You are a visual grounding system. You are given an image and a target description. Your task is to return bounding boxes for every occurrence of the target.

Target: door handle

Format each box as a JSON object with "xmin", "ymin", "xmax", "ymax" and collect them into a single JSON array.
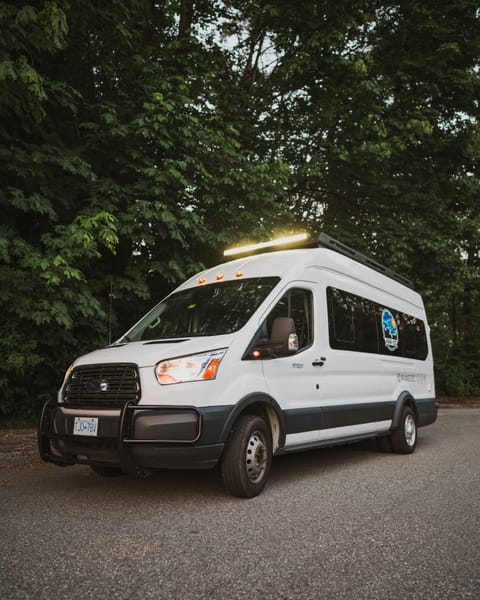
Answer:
[{"xmin": 312, "ymin": 357, "xmax": 326, "ymax": 367}]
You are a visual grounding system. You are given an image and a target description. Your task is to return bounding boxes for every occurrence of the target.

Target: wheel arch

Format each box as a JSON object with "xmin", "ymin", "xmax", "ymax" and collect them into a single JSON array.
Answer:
[
  {"xmin": 391, "ymin": 391, "xmax": 418, "ymax": 431},
  {"xmin": 220, "ymin": 393, "xmax": 286, "ymax": 454}
]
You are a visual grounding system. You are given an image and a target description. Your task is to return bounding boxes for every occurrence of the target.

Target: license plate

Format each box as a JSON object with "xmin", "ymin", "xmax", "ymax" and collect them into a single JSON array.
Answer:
[{"xmin": 73, "ymin": 417, "xmax": 98, "ymax": 436}]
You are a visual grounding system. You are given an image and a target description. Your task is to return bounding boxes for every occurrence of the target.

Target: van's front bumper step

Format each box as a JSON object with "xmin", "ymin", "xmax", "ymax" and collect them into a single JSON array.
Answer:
[{"xmin": 38, "ymin": 399, "xmax": 227, "ymax": 472}]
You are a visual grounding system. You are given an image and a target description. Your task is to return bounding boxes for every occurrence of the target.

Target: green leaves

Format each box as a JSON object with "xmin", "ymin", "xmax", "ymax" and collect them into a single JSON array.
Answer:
[
  {"xmin": 1, "ymin": 0, "xmax": 479, "ymax": 420},
  {"xmin": 0, "ymin": 1, "xmax": 68, "ymax": 125}
]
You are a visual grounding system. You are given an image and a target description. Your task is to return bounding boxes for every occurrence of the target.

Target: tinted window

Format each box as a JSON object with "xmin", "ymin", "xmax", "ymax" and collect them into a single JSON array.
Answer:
[
  {"xmin": 264, "ymin": 288, "xmax": 313, "ymax": 351},
  {"xmin": 329, "ymin": 288, "xmax": 355, "ymax": 346},
  {"xmin": 245, "ymin": 288, "xmax": 314, "ymax": 358},
  {"xmin": 355, "ymin": 296, "xmax": 379, "ymax": 353},
  {"xmin": 327, "ymin": 287, "xmax": 428, "ymax": 360},
  {"xmin": 396, "ymin": 312, "xmax": 428, "ymax": 359}
]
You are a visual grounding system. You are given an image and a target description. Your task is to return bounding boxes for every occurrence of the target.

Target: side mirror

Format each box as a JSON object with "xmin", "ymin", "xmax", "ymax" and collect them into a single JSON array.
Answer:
[
  {"xmin": 288, "ymin": 332, "xmax": 299, "ymax": 353},
  {"xmin": 243, "ymin": 317, "xmax": 298, "ymax": 360}
]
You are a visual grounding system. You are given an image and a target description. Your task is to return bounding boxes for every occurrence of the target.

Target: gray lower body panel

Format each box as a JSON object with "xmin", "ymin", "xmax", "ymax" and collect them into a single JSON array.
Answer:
[{"xmin": 416, "ymin": 397, "xmax": 438, "ymax": 427}]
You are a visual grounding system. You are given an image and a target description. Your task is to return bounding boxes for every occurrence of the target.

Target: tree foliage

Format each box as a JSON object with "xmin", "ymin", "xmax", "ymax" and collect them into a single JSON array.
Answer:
[
  {"xmin": 219, "ymin": 0, "xmax": 480, "ymax": 394},
  {"xmin": 0, "ymin": 0, "xmax": 479, "ymax": 420}
]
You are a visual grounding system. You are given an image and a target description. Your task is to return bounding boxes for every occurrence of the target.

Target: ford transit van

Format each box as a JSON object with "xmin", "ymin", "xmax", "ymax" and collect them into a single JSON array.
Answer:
[{"xmin": 39, "ymin": 233, "xmax": 437, "ymax": 497}]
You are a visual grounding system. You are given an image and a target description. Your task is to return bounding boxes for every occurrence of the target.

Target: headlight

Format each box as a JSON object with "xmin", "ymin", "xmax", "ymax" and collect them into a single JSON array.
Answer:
[{"xmin": 155, "ymin": 348, "xmax": 227, "ymax": 385}]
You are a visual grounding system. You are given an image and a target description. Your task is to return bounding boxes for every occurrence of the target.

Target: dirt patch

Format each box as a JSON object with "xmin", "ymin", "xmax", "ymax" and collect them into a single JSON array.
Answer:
[{"xmin": 0, "ymin": 432, "xmax": 40, "ymax": 470}]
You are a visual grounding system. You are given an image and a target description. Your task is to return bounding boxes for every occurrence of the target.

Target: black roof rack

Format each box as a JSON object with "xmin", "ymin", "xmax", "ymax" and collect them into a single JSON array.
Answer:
[
  {"xmin": 222, "ymin": 231, "xmax": 414, "ymax": 289},
  {"xmin": 312, "ymin": 233, "xmax": 414, "ymax": 289}
]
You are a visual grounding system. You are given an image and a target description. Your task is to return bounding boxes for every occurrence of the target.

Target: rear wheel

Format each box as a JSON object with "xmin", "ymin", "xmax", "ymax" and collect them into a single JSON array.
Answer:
[
  {"xmin": 90, "ymin": 465, "xmax": 124, "ymax": 477},
  {"xmin": 391, "ymin": 406, "xmax": 417, "ymax": 454},
  {"xmin": 221, "ymin": 414, "xmax": 272, "ymax": 498}
]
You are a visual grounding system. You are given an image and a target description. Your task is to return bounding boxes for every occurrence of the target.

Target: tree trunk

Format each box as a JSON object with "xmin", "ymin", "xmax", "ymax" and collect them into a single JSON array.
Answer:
[{"xmin": 179, "ymin": 0, "xmax": 193, "ymax": 38}]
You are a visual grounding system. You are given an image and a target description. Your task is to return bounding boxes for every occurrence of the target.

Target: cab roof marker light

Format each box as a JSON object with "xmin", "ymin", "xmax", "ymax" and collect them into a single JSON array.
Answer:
[{"xmin": 224, "ymin": 233, "xmax": 309, "ymax": 257}]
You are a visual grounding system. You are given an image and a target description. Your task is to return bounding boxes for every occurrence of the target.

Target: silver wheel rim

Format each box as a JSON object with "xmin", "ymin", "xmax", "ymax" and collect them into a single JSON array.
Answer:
[
  {"xmin": 404, "ymin": 414, "xmax": 416, "ymax": 446},
  {"xmin": 245, "ymin": 430, "xmax": 268, "ymax": 482}
]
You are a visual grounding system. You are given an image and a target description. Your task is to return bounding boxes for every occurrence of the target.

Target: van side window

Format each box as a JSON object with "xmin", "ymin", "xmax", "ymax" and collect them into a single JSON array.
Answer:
[
  {"xmin": 266, "ymin": 288, "xmax": 313, "ymax": 351},
  {"xmin": 328, "ymin": 288, "xmax": 355, "ymax": 345},
  {"xmin": 244, "ymin": 288, "xmax": 314, "ymax": 359},
  {"xmin": 327, "ymin": 287, "xmax": 428, "ymax": 360}
]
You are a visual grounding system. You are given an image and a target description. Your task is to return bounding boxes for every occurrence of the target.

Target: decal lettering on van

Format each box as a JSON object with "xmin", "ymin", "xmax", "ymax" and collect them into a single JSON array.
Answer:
[
  {"xmin": 382, "ymin": 309, "xmax": 399, "ymax": 351},
  {"xmin": 397, "ymin": 373, "xmax": 416, "ymax": 383},
  {"xmin": 397, "ymin": 373, "xmax": 427, "ymax": 385}
]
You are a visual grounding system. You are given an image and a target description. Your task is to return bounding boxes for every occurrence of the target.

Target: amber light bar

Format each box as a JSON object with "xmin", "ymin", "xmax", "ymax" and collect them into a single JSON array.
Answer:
[{"xmin": 224, "ymin": 233, "xmax": 309, "ymax": 257}]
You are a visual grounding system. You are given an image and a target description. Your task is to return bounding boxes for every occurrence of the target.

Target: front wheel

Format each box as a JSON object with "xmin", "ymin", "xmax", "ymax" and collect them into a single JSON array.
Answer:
[
  {"xmin": 221, "ymin": 414, "xmax": 272, "ymax": 498},
  {"xmin": 391, "ymin": 407, "xmax": 417, "ymax": 454}
]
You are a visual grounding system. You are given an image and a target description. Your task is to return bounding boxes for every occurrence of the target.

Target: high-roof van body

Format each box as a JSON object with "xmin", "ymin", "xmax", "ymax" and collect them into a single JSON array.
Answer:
[{"xmin": 39, "ymin": 238, "xmax": 437, "ymax": 496}]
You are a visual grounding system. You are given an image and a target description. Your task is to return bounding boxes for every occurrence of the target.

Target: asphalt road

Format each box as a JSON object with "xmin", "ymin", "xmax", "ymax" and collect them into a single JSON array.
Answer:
[{"xmin": 1, "ymin": 409, "xmax": 479, "ymax": 600}]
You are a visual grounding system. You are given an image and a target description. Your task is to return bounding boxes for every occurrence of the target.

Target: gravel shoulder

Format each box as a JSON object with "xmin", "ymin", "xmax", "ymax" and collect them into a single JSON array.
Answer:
[{"xmin": 0, "ymin": 431, "xmax": 39, "ymax": 470}]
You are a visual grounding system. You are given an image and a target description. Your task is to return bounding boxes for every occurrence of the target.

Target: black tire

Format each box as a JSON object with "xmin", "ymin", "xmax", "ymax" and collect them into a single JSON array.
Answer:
[
  {"xmin": 90, "ymin": 465, "xmax": 124, "ymax": 477},
  {"xmin": 221, "ymin": 414, "xmax": 272, "ymax": 498},
  {"xmin": 391, "ymin": 406, "xmax": 417, "ymax": 454}
]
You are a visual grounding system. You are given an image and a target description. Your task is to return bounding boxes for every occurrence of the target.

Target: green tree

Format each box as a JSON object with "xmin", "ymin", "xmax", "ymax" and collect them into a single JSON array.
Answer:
[
  {"xmin": 0, "ymin": 1, "xmax": 120, "ymax": 417},
  {"xmin": 1, "ymin": 0, "xmax": 479, "ymax": 423},
  {"xmin": 225, "ymin": 0, "xmax": 480, "ymax": 393},
  {"xmin": 0, "ymin": 0, "xmax": 291, "ymax": 420}
]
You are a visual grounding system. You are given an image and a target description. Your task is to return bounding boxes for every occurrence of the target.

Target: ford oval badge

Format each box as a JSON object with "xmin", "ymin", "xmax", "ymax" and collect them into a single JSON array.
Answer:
[{"xmin": 85, "ymin": 379, "xmax": 109, "ymax": 392}]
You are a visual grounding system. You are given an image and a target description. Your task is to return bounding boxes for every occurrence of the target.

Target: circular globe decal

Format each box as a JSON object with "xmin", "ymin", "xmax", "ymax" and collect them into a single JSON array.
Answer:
[{"xmin": 382, "ymin": 309, "xmax": 399, "ymax": 351}]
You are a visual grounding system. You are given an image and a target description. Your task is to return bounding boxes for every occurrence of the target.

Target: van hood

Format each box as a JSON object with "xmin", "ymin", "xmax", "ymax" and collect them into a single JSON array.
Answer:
[{"xmin": 74, "ymin": 335, "xmax": 234, "ymax": 368}]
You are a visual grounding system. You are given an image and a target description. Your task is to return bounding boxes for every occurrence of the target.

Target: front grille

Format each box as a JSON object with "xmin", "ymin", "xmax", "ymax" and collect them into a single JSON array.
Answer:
[{"xmin": 63, "ymin": 363, "xmax": 140, "ymax": 407}]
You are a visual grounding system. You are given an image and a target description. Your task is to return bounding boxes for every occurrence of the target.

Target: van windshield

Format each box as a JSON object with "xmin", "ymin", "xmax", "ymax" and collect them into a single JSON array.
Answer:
[{"xmin": 118, "ymin": 277, "xmax": 280, "ymax": 342}]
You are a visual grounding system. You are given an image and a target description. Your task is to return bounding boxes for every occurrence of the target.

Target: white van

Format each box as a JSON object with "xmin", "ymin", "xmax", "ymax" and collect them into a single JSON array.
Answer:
[{"xmin": 39, "ymin": 233, "xmax": 437, "ymax": 497}]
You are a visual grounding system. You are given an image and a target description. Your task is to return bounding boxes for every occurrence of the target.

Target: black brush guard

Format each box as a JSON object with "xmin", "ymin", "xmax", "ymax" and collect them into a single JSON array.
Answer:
[{"xmin": 38, "ymin": 399, "xmax": 207, "ymax": 475}]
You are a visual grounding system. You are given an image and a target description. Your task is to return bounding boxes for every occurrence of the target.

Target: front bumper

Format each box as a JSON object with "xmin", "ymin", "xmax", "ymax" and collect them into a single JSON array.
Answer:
[{"xmin": 38, "ymin": 400, "xmax": 228, "ymax": 473}]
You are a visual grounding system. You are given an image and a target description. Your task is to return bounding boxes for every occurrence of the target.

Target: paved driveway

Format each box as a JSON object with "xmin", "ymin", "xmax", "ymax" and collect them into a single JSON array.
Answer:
[{"xmin": 1, "ymin": 409, "xmax": 479, "ymax": 599}]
